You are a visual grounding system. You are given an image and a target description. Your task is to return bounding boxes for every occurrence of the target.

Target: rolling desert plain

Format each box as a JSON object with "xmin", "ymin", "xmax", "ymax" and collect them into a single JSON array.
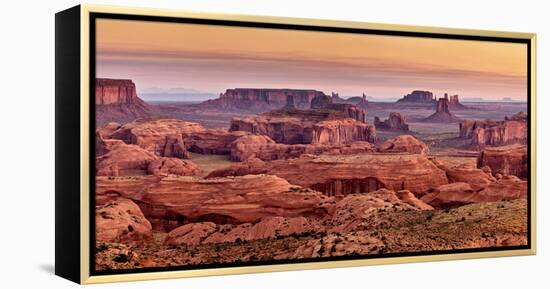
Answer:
[{"xmin": 94, "ymin": 79, "xmax": 529, "ymax": 270}]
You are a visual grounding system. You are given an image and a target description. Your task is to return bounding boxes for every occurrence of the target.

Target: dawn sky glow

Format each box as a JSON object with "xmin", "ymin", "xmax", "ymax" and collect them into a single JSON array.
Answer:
[{"xmin": 96, "ymin": 19, "xmax": 528, "ymax": 100}]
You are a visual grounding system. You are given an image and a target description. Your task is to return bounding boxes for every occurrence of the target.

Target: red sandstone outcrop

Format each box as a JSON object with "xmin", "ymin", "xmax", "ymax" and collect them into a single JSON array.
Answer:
[
  {"xmin": 396, "ymin": 190, "xmax": 434, "ymax": 210},
  {"xmin": 421, "ymin": 95, "xmax": 461, "ymax": 123},
  {"xmin": 475, "ymin": 175, "xmax": 528, "ymax": 201},
  {"xmin": 164, "ymin": 222, "xmax": 218, "ymax": 246},
  {"xmin": 420, "ymin": 182, "xmax": 476, "ymax": 208},
  {"xmin": 96, "ymin": 174, "xmax": 330, "ymax": 231},
  {"xmin": 105, "ymin": 118, "xmax": 254, "ymax": 156},
  {"xmin": 472, "ymin": 121, "xmax": 526, "ymax": 146},
  {"xmin": 230, "ymin": 114, "xmax": 375, "ymax": 145},
  {"xmin": 396, "ymin": 90, "xmax": 435, "ymax": 104},
  {"xmin": 205, "ymin": 217, "xmax": 324, "ymax": 244},
  {"xmin": 95, "ymin": 132, "xmax": 111, "ymax": 157},
  {"xmin": 163, "ymin": 134, "xmax": 189, "ymax": 159},
  {"xmin": 459, "ymin": 120, "xmax": 498, "ymax": 138},
  {"xmin": 459, "ymin": 113, "xmax": 527, "ymax": 146},
  {"xmin": 184, "ymin": 130, "xmax": 248, "ymax": 154},
  {"xmin": 312, "ymin": 119, "xmax": 376, "ymax": 144},
  {"xmin": 147, "ymin": 157, "xmax": 201, "ymax": 176},
  {"xmin": 292, "ymin": 234, "xmax": 384, "ymax": 258},
  {"xmin": 208, "ymin": 154, "xmax": 448, "ymax": 196},
  {"xmin": 448, "ymin": 94, "xmax": 468, "ymax": 110},
  {"xmin": 96, "ymin": 78, "xmax": 151, "ymax": 124},
  {"xmin": 506, "ymin": 111, "xmax": 528, "ymax": 121},
  {"xmin": 200, "ymin": 88, "xmax": 327, "ymax": 111},
  {"xmin": 421, "ymin": 176, "xmax": 527, "ymax": 208},
  {"xmin": 477, "ymin": 145, "xmax": 528, "ymax": 179},
  {"xmin": 96, "ymin": 138, "xmax": 157, "ymax": 176},
  {"xmin": 103, "ymin": 118, "xmax": 205, "ymax": 158},
  {"xmin": 96, "ymin": 122, "xmax": 122, "ymax": 138},
  {"xmin": 96, "ymin": 198, "xmax": 153, "ymax": 243},
  {"xmin": 199, "ymin": 88, "xmax": 368, "ymax": 122},
  {"xmin": 378, "ymin": 135, "xmax": 428, "ymax": 155},
  {"xmin": 430, "ymin": 160, "xmax": 496, "ymax": 191},
  {"xmin": 310, "ymin": 94, "xmax": 367, "ymax": 123},
  {"xmin": 164, "ymin": 216, "xmax": 324, "ymax": 246},
  {"xmin": 96, "ymin": 79, "xmax": 140, "ymax": 105},
  {"xmin": 310, "ymin": 94, "xmax": 333, "ymax": 109},
  {"xmin": 328, "ymin": 189, "xmax": 433, "ymax": 233},
  {"xmin": 230, "ymin": 135, "xmax": 376, "ymax": 162},
  {"xmin": 230, "ymin": 116, "xmax": 313, "ymax": 144},
  {"xmin": 229, "ymin": 135, "xmax": 276, "ymax": 161},
  {"xmin": 374, "ymin": 112, "xmax": 409, "ymax": 131}
]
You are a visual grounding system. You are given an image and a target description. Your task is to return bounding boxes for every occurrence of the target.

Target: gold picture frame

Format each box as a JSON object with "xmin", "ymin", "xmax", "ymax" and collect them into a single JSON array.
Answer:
[{"xmin": 55, "ymin": 4, "xmax": 536, "ymax": 284}]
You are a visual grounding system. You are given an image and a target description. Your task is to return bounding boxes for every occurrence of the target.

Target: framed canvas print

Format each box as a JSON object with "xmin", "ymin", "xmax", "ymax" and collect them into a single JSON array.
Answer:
[{"xmin": 55, "ymin": 4, "xmax": 536, "ymax": 284}]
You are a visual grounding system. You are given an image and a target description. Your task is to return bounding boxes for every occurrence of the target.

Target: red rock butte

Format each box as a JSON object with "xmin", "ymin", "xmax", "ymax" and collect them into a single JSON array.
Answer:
[
  {"xmin": 374, "ymin": 112, "xmax": 409, "ymax": 131},
  {"xmin": 421, "ymin": 94, "xmax": 462, "ymax": 123},
  {"xmin": 201, "ymin": 88, "xmax": 327, "ymax": 111},
  {"xmin": 460, "ymin": 112, "xmax": 527, "ymax": 146},
  {"xmin": 95, "ymin": 78, "xmax": 151, "ymax": 124},
  {"xmin": 396, "ymin": 90, "xmax": 435, "ymax": 103}
]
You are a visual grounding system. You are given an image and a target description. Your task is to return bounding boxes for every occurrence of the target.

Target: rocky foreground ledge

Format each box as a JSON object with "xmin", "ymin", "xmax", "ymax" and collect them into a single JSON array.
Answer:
[{"xmin": 96, "ymin": 197, "xmax": 527, "ymax": 270}]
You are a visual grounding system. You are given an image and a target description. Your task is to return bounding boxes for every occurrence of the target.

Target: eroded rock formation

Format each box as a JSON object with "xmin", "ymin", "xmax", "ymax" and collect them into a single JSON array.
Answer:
[
  {"xmin": 96, "ymin": 78, "xmax": 151, "ymax": 124},
  {"xmin": 230, "ymin": 116, "xmax": 313, "ymax": 144},
  {"xmin": 374, "ymin": 112, "xmax": 409, "ymax": 131},
  {"xmin": 311, "ymin": 119, "xmax": 376, "ymax": 145},
  {"xmin": 396, "ymin": 90, "xmax": 435, "ymax": 104},
  {"xmin": 421, "ymin": 176, "xmax": 527, "ymax": 208},
  {"xmin": 459, "ymin": 112, "xmax": 527, "ymax": 146},
  {"xmin": 208, "ymin": 154, "xmax": 448, "ymax": 196},
  {"xmin": 230, "ymin": 114, "xmax": 375, "ymax": 145},
  {"xmin": 99, "ymin": 118, "xmax": 250, "ymax": 157},
  {"xmin": 448, "ymin": 94, "xmax": 468, "ymax": 110},
  {"xmin": 184, "ymin": 130, "xmax": 248, "ymax": 154},
  {"xmin": 421, "ymin": 95, "xmax": 461, "ymax": 123},
  {"xmin": 147, "ymin": 157, "xmax": 201, "ymax": 176},
  {"xmin": 309, "ymin": 94, "xmax": 367, "ymax": 123},
  {"xmin": 478, "ymin": 145, "xmax": 528, "ymax": 178},
  {"xmin": 230, "ymin": 135, "xmax": 376, "ymax": 162},
  {"xmin": 106, "ymin": 118, "xmax": 205, "ymax": 157},
  {"xmin": 96, "ymin": 174, "xmax": 330, "ymax": 231},
  {"xmin": 199, "ymin": 88, "xmax": 327, "ymax": 111},
  {"xmin": 202, "ymin": 217, "xmax": 324, "ymax": 244},
  {"xmin": 96, "ymin": 138, "xmax": 157, "ymax": 176},
  {"xmin": 377, "ymin": 135, "xmax": 428, "ymax": 155},
  {"xmin": 96, "ymin": 198, "xmax": 153, "ymax": 243}
]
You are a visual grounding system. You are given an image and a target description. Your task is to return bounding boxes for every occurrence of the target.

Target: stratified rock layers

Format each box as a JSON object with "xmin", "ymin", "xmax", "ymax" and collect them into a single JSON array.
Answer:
[
  {"xmin": 478, "ymin": 145, "xmax": 528, "ymax": 178},
  {"xmin": 96, "ymin": 78, "xmax": 151, "ymax": 124},
  {"xmin": 200, "ymin": 88, "xmax": 326, "ymax": 111},
  {"xmin": 459, "ymin": 112, "xmax": 527, "ymax": 146},
  {"xmin": 230, "ymin": 116, "xmax": 375, "ymax": 145},
  {"xmin": 208, "ymin": 154, "xmax": 448, "ymax": 196}
]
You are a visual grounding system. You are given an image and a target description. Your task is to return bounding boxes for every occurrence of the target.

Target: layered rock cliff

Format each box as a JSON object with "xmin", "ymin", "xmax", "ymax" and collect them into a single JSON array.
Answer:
[
  {"xmin": 230, "ymin": 115, "xmax": 375, "ymax": 145},
  {"xmin": 200, "ymin": 88, "xmax": 327, "ymax": 111},
  {"xmin": 311, "ymin": 119, "xmax": 376, "ymax": 145},
  {"xmin": 96, "ymin": 78, "xmax": 151, "ymax": 124},
  {"xmin": 208, "ymin": 153, "xmax": 449, "ymax": 196},
  {"xmin": 459, "ymin": 112, "xmax": 527, "ymax": 146},
  {"xmin": 477, "ymin": 145, "xmax": 528, "ymax": 178}
]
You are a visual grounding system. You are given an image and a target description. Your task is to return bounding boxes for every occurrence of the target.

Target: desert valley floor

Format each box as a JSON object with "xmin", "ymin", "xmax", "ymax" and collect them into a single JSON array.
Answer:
[{"xmin": 94, "ymin": 80, "xmax": 529, "ymax": 271}]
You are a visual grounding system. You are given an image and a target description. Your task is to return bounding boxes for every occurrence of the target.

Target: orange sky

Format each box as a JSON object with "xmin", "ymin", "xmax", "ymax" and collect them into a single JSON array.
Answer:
[{"xmin": 96, "ymin": 18, "xmax": 527, "ymax": 100}]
